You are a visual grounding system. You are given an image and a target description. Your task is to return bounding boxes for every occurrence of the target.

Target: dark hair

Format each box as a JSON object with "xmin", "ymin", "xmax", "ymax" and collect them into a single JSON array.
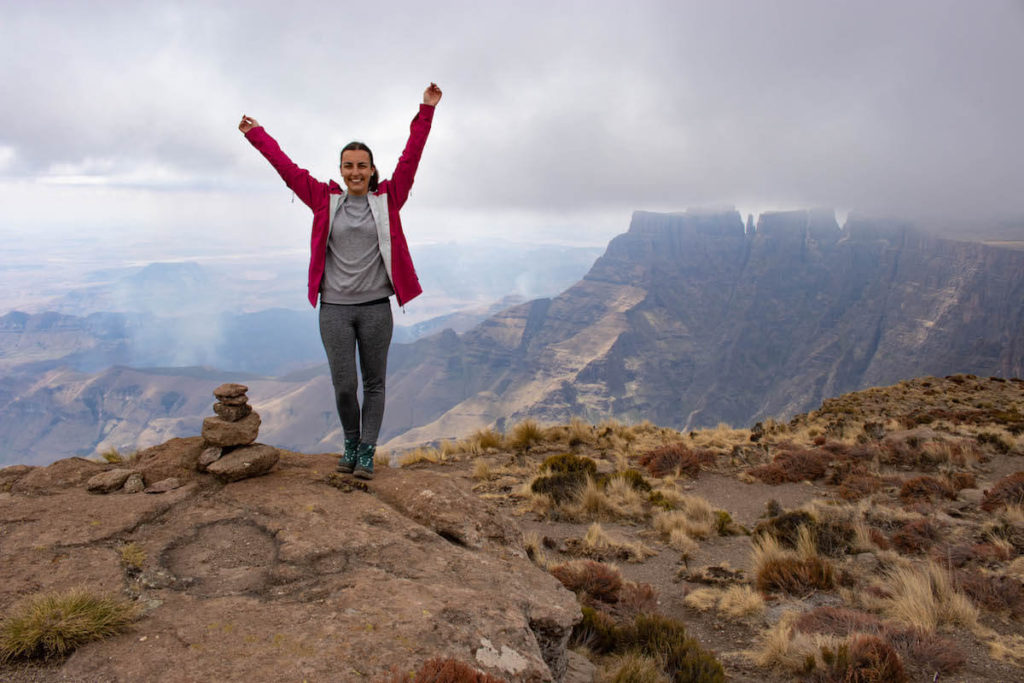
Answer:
[{"xmin": 340, "ymin": 141, "xmax": 379, "ymax": 192}]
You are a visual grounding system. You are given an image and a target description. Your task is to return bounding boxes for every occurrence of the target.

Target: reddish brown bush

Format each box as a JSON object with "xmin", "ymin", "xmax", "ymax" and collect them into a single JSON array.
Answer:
[
  {"xmin": 793, "ymin": 607, "xmax": 884, "ymax": 637},
  {"xmin": 890, "ymin": 519, "xmax": 941, "ymax": 554},
  {"xmin": 748, "ymin": 448, "xmax": 828, "ymax": 484},
  {"xmin": 550, "ymin": 560, "xmax": 622, "ymax": 604},
  {"xmin": 616, "ymin": 581, "xmax": 658, "ymax": 618},
  {"xmin": 838, "ymin": 474, "xmax": 883, "ymax": 501},
  {"xmin": 756, "ymin": 556, "xmax": 836, "ymax": 594},
  {"xmin": 898, "ymin": 476, "xmax": 956, "ymax": 504},
  {"xmin": 954, "ymin": 569, "xmax": 1024, "ymax": 617},
  {"xmin": 948, "ymin": 471, "xmax": 977, "ymax": 491},
  {"xmin": 935, "ymin": 542, "xmax": 1012, "ymax": 568},
  {"xmin": 868, "ymin": 528, "xmax": 891, "ymax": 551},
  {"xmin": 981, "ymin": 472, "xmax": 1024, "ymax": 512},
  {"xmin": 386, "ymin": 657, "xmax": 506, "ymax": 683},
  {"xmin": 638, "ymin": 444, "xmax": 714, "ymax": 478},
  {"xmin": 843, "ymin": 634, "xmax": 908, "ymax": 683},
  {"xmin": 883, "ymin": 627, "xmax": 965, "ymax": 675}
]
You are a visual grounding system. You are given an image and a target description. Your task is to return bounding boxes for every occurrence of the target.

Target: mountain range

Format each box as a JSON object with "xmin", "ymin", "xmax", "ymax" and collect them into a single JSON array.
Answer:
[{"xmin": 2, "ymin": 209, "xmax": 1022, "ymax": 465}]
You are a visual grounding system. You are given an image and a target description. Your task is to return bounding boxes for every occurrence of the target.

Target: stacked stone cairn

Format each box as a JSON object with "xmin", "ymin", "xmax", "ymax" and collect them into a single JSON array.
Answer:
[
  {"xmin": 85, "ymin": 383, "xmax": 280, "ymax": 496},
  {"xmin": 199, "ymin": 383, "xmax": 279, "ymax": 482}
]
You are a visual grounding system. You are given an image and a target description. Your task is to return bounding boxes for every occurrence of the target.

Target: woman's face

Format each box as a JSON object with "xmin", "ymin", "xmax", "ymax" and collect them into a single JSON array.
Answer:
[{"xmin": 340, "ymin": 149, "xmax": 375, "ymax": 196}]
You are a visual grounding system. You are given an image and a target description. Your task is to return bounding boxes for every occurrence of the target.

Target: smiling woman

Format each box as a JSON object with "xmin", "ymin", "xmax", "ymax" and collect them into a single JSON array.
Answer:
[{"xmin": 238, "ymin": 83, "xmax": 443, "ymax": 479}]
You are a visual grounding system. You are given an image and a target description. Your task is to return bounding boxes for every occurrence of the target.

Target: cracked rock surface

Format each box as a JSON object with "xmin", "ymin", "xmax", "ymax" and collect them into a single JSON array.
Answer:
[{"xmin": 0, "ymin": 449, "xmax": 580, "ymax": 681}]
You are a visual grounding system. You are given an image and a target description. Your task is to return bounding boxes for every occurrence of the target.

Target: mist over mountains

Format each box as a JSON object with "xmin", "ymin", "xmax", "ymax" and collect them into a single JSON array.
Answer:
[{"xmin": 2, "ymin": 211, "xmax": 1022, "ymax": 466}]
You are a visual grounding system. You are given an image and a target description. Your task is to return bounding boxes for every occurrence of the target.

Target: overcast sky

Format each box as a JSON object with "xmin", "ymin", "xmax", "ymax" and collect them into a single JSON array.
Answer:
[{"xmin": 1, "ymin": 0, "xmax": 1022, "ymax": 254}]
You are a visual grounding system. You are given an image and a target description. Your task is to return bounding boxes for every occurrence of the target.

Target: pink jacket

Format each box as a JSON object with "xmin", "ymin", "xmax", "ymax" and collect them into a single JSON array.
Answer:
[{"xmin": 245, "ymin": 104, "xmax": 434, "ymax": 307}]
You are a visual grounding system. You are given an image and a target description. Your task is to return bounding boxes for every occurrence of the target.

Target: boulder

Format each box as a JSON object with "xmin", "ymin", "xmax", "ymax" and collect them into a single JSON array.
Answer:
[
  {"xmin": 206, "ymin": 444, "xmax": 279, "ymax": 483},
  {"xmin": 218, "ymin": 394, "xmax": 249, "ymax": 407},
  {"xmin": 202, "ymin": 412, "xmax": 261, "ymax": 448},
  {"xmin": 213, "ymin": 402, "xmax": 252, "ymax": 422},
  {"xmin": 86, "ymin": 468, "xmax": 133, "ymax": 494},
  {"xmin": 134, "ymin": 437, "xmax": 205, "ymax": 485}
]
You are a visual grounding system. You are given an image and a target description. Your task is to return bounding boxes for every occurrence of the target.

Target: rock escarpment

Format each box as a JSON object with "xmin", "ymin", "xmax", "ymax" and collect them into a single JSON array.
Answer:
[
  {"xmin": 385, "ymin": 210, "xmax": 1024, "ymax": 443},
  {"xmin": 0, "ymin": 444, "xmax": 580, "ymax": 681}
]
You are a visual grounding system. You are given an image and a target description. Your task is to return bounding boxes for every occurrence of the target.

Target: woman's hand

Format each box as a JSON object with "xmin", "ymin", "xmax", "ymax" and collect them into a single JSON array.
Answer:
[
  {"xmin": 238, "ymin": 115, "xmax": 259, "ymax": 134},
  {"xmin": 423, "ymin": 83, "xmax": 442, "ymax": 107}
]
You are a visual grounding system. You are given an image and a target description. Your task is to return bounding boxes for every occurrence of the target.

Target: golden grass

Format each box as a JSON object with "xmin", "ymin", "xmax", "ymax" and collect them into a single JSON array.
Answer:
[
  {"xmin": 0, "ymin": 588, "xmax": 137, "ymax": 662},
  {"xmin": 119, "ymin": 543, "xmax": 145, "ymax": 572},
  {"xmin": 568, "ymin": 477, "xmax": 647, "ymax": 522},
  {"xmin": 508, "ymin": 419, "xmax": 545, "ymax": 451},
  {"xmin": 582, "ymin": 523, "xmax": 656, "ymax": 562},
  {"xmin": 652, "ymin": 495, "xmax": 716, "ymax": 540},
  {"xmin": 471, "ymin": 458, "xmax": 493, "ymax": 481},
  {"xmin": 595, "ymin": 652, "xmax": 671, "ymax": 683},
  {"xmin": 718, "ymin": 585, "xmax": 765, "ymax": 618},
  {"xmin": 988, "ymin": 633, "xmax": 1024, "ymax": 666},
  {"xmin": 683, "ymin": 587, "xmax": 719, "ymax": 611},
  {"xmin": 877, "ymin": 561, "xmax": 978, "ymax": 633},
  {"xmin": 398, "ymin": 446, "xmax": 443, "ymax": 466},
  {"xmin": 753, "ymin": 611, "xmax": 844, "ymax": 672},
  {"xmin": 522, "ymin": 531, "xmax": 551, "ymax": 569}
]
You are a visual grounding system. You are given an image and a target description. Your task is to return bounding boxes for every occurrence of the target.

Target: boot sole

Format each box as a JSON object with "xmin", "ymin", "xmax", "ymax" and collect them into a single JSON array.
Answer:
[{"xmin": 353, "ymin": 468, "xmax": 374, "ymax": 480}]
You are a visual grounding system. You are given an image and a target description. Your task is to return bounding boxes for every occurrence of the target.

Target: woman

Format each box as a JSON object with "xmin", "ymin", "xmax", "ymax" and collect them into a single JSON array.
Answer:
[{"xmin": 239, "ymin": 83, "xmax": 442, "ymax": 479}]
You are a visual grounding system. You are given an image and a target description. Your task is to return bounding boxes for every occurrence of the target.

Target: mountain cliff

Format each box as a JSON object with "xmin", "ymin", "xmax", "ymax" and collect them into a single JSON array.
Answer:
[{"xmin": 383, "ymin": 210, "xmax": 1024, "ymax": 445}]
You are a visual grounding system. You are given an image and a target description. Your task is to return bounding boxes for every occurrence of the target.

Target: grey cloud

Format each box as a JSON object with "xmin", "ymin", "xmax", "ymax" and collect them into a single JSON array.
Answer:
[{"xmin": 2, "ymin": 0, "xmax": 1022, "ymax": 230}]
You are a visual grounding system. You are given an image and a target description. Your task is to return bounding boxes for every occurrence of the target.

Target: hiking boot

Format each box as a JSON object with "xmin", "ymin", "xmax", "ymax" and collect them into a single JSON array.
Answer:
[
  {"xmin": 354, "ymin": 442, "xmax": 376, "ymax": 480},
  {"xmin": 337, "ymin": 438, "xmax": 359, "ymax": 473}
]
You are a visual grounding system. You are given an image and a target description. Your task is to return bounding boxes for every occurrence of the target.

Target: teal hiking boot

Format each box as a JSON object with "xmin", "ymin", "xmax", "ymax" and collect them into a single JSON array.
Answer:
[
  {"xmin": 354, "ymin": 442, "xmax": 376, "ymax": 480},
  {"xmin": 337, "ymin": 438, "xmax": 359, "ymax": 473}
]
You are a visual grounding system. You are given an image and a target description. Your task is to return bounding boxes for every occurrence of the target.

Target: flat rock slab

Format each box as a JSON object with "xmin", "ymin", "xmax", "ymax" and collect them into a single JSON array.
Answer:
[
  {"xmin": 145, "ymin": 477, "xmax": 182, "ymax": 494},
  {"xmin": 202, "ymin": 413, "xmax": 261, "ymax": 448},
  {"xmin": 213, "ymin": 383, "xmax": 248, "ymax": 400},
  {"xmin": 206, "ymin": 444, "xmax": 279, "ymax": 483}
]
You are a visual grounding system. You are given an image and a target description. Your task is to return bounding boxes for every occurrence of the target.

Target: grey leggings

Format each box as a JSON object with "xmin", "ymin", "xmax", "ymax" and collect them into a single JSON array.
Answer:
[{"xmin": 318, "ymin": 300, "xmax": 393, "ymax": 445}]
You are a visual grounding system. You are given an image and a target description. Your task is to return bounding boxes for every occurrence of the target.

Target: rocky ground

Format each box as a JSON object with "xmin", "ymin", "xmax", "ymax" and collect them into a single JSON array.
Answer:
[{"xmin": 1, "ymin": 374, "xmax": 1023, "ymax": 681}]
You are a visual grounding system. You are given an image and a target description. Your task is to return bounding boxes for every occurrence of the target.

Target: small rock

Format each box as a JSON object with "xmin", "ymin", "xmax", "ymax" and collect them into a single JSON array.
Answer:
[
  {"xmin": 202, "ymin": 412, "xmax": 261, "ymax": 448},
  {"xmin": 197, "ymin": 447, "xmax": 223, "ymax": 472},
  {"xmin": 958, "ymin": 488, "xmax": 984, "ymax": 505},
  {"xmin": 213, "ymin": 402, "xmax": 252, "ymax": 422},
  {"xmin": 86, "ymin": 468, "xmax": 133, "ymax": 494},
  {"xmin": 213, "ymin": 383, "xmax": 249, "ymax": 400},
  {"xmin": 562, "ymin": 650, "xmax": 596, "ymax": 683},
  {"xmin": 145, "ymin": 477, "xmax": 182, "ymax": 494},
  {"xmin": 206, "ymin": 444, "xmax": 279, "ymax": 483},
  {"xmin": 851, "ymin": 552, "xmax": 878, "ymax": 571},
  {"xmin": 123, "ymin": 473, "xmax": 145, "ymax": 494},
  {"xmin": 217, "ymin": 394, "xmax": 250, "ymax": 407}
]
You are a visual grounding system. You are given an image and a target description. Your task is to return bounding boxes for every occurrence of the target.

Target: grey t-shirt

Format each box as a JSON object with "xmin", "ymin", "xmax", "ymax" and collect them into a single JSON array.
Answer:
[{"xmin": 321, "ymin": 193, "xmax": 394, "ymax": 304}]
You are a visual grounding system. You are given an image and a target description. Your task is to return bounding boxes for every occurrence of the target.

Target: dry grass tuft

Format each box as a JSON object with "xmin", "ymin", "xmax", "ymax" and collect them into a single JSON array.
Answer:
[
  {"xmin": 522, "ymin": 531, "xmax": 551, "ymax": 569},
  {"xmin": 570, "ymin": 523, "xmax": 656, "ymax": 563},
  {"xmin": 718, "ymin": 585, "xmax": 765, "ymax": 619},
  {"xmin": 595, "ymin": 652, "xmax": 670, "ymax": 683},
  {"xmin": 752, "ymin": 531, "xmax": 836, "ymax": 595},
  {"xmin": 508, "ymin": 419, "xmax": 546, "ymax": 451},
  {"xmin": 878, "ymin": 561, "xmax": 978, "ymax": 633},
  {"xmin": 652, "ymin": 495, "xmax": 717, "ymax": 541},
  {"xmin": 119, "ymin": 543, "xmax": 146, "ymax": 575},
  {"xmin": 399, "ymin": 446, "xmax": 444, "ymax": 466},
  {"xmin": 0, "ymin": 588, "xmax": 137, "ymax": 662}
]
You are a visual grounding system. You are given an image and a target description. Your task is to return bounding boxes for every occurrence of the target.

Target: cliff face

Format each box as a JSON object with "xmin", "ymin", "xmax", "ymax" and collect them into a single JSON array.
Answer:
[{"xmin": 384, "ymin": 210, "xmax": 1024, "ymax": 444}]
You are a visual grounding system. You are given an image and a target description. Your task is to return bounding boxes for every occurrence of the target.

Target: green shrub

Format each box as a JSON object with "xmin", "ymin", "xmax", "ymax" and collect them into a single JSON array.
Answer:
[
  {"xmin": 0, "ymin": 588, "xmax": 137, "ymax": 662},
  {"xmin": 542, "ymin": 453, "xmax": 597, "ymax": 475},
  {"xmin": 609, "ymin": 469, "xmax": 652, "ymax": 492}
]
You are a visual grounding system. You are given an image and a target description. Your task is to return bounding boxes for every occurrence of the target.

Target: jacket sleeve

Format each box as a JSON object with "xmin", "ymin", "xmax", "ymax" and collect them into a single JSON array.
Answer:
[
  {"xmin": 244, "ymin": 126, "xmax": 330, "ymax": 210},
  {"xmin": 385, "ymin": 104, "xmax": 435, "ymax": 209}
]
